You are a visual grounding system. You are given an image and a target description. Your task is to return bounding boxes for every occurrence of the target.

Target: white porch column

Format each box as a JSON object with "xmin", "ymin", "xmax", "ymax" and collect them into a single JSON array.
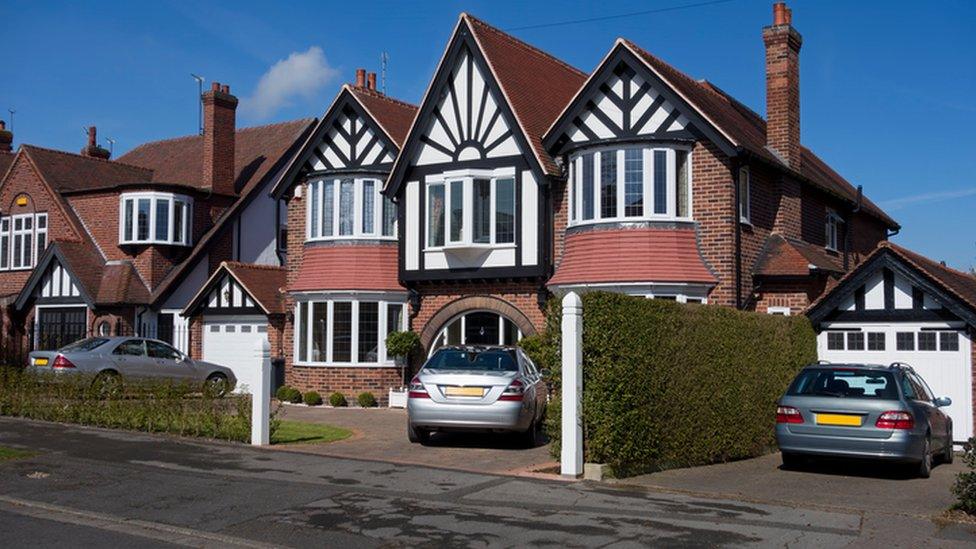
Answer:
[
  {"xmin": 561, "ymin": 291, "xmax": 583, "ymax": 478},
  {"xmin": 251, "ymin": 338, "xmax": 272, "ymax": 446}
]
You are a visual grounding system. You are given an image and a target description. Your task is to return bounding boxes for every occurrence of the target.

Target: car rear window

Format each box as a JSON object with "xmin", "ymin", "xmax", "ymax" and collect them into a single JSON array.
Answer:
[
  {"xmin": 425, "ymin": 349, "xmax": 518, "ymax": 372},
  {"xmin": 787, "ymin": 368, "xmax": 898, "ymax": 399},
  {"xmin": 60, "ymin": 337, "xmax": 110, "ymax": 353}
]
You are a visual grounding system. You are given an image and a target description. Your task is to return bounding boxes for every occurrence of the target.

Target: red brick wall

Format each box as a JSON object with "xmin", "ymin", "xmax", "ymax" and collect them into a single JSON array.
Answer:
[
  {"xmin": 753, "ymin": 277, "xmax": 830, "ymax": 315},
  {"xmin": 763, "ymin": 22, "xmax": 802, "ymax": 169},
  {"xmin": 202, "ymin": 86, "xmax": 238, "ymax": 196},
  {"xmin": 551, "ymin": 179, "xmax": 568, "ymax": 268},
  {"xmin": 691, "ymin": 140, "xmax": 735, "ymax": 306},
  {"xmin": 287, "ymin": 366, "xmax": 402, "ymax": 406}
]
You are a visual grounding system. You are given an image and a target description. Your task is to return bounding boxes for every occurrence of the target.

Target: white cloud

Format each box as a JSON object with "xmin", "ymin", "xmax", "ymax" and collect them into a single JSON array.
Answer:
[
  {"xmin": 879, "ymin": 186, "xmax": 976, "ymax": 211},
  {"xmin": 242, "ymin": 47, "xmax": 338, "ymax": 120}
]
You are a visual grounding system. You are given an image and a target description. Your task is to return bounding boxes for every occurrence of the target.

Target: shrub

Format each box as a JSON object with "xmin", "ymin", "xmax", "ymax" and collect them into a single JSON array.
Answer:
[
  {"xmin": 329, "ymin": 392, "xmax": 348, "ymax": 407},
  {"xmin": 276, "ymin": 386, "xmax": 302, "ymax": 404},
  {"xmin": 953, "ymin": 438, "xmax": 976, "ymax": 514},
  {"xmin": 303, "ymin": 391, "xmax": 323, "ymax": 406},
  {"xmin": 357, "ymin": 392, "xmax": 377, "ymax": 408},
  {"xmin": 545, "ymin": 292, "xmax": 817, "ymax": 477},
  {"xmin": 386, "ymin": 331, "xmax": 421, "ymax": 358}
]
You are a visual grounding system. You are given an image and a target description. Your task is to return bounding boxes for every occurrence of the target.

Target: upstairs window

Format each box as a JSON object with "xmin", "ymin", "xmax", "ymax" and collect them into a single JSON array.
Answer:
[
  {"xmin": 307, "ymin": 177, "xmax": 396, "ymax": 241},
  {"xmin": 737, "ymin": 166, "xmax": 751, "ymax": 224},
  {"xmin": 120, "ymin": 193, "xmax": 192, "ymax": 246},
  {"xmin": 425, "ymin": 169, "xmax": 516, "ymax": 249},
  {"xmin": 569, "ymin": 146, "xmax": 691, "ymax": 225},
  {"xmin": 0, "ymin": 212, "xmax": 47, "ymax": 270},
  {"xmin": 826, "ymin": 209, "xmax": 844, "ymax": 251}
]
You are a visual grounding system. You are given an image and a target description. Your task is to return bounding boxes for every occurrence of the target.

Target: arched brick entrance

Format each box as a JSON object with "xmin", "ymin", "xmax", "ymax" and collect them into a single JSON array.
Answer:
[{"xmin": 419, "ymin": 295, "xmax": 537, "ymax": 353}]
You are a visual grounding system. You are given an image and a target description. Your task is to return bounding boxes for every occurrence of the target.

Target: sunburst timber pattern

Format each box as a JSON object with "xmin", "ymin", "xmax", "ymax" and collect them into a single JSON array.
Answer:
[
  {"xmin": 566, "ymin": 62, "xmax": 694, "ymax": 144},
  {"xmin": 416, "ymin": 49, "xmax": 520, "ymax": 166},
  {"xmin": 305, "ymin": 105, "xmax": 396, "ymax": 172}
]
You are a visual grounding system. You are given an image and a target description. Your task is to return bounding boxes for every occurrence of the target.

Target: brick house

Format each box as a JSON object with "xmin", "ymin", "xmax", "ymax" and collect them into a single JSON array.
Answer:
[{"xmin": 0, "ymin": 82, "xmax": 313, "ymax": 383}]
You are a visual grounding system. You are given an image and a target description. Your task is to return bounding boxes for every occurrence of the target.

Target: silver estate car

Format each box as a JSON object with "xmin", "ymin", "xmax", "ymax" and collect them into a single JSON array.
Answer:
[
  {"xmin": 776, "ymin": 362, "xmax": 953, "ymax": 478},
  {"xmin": 406, "ymin": 345, "xmax": 547, "ymax": 445},
  {"xmin": 28, "ymin": 337, "xmax": 237, "ymax": 396}
]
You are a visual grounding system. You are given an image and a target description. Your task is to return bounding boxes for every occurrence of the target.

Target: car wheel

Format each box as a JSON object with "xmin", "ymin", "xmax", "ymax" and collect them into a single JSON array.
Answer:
[
  {"xmin": 917, "ymin": 436, "xmax": 932, "ymax": 478},
  {"xmin": 92, "ymin": 371, "xmax": 123, "ymax": 399},
  {"xmin": 520, "ymin": 418, "xmax": 539, "ymax": 448},
  {"xmin": 942, "ymin": 427, "xmax": 955, "ymax": 465},
  {"xmin": 407, "ymin": 423, "xmax": 430, "ymax": 444},
  {"xmin": 781, "ymin": 452, "xmax": 802, "ymax": 469},
  {"xmin": 204, "ymin": 373, "xmax": 229, "ymax": 398}
]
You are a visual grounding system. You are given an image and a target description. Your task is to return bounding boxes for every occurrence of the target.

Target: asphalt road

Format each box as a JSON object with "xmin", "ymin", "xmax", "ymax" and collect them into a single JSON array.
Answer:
[{"xmin": 0, "ymin": 417, "xmax": 971, "ymax": 547}]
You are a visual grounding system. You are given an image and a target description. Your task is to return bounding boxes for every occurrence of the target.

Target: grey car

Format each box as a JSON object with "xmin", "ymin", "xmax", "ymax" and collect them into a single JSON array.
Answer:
[
  {"xmin": 775, "ymin": 362, "xmax": 953, "ymax": 477},
  {"xmin": 406, "ymin": 345, "xmax": 547, "ymax": 445},
  {"xmin": 27, "ymin": 337, "xmax": 237, "ymax": 396}
]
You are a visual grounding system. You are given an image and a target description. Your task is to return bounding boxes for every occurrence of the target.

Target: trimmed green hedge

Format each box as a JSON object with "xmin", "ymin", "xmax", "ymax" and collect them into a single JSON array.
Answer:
[{"xmin": 541, "ymin": 292, "xmax": 816, "ymax": 477}]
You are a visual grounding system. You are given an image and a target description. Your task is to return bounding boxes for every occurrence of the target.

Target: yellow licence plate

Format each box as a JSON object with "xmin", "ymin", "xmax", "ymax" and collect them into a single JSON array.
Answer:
[
  {"xmin": 34, "ymin": 358, "xmax": 49, "ymax": 366},
  {"xmin": 445, "ymin": 386, "xmax": 484, "ymax": 397},
  {"xmin": 815, "ymin": 413, "xmax": 862, "ymax": 427}
]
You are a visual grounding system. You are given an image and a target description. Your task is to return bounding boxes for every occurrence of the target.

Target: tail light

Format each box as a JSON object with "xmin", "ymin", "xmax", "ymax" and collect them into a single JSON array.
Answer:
[
  {"xmin": 876, "ymin": 411, "xmax": 914, "ymax": 429},
  {"xmin": 408, "ymin": 376, "xmax": 429, "ymax": 399},
  {"xmin": 52, "ymin": 355, "xmax": 76, "ymax": 369},
  {"xmin": 499, "ymin": 379, "xmax": 525, "ymax": 402},
  {"xmin": 776, "ymin": 406, "xmax": 804, "ymax": 424}
]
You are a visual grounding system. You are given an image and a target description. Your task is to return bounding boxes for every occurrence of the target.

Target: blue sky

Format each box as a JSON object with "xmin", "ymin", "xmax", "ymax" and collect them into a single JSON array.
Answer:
[{"xmin": 3, "ymin": 0, "xmax": 974, "ymax": 269}]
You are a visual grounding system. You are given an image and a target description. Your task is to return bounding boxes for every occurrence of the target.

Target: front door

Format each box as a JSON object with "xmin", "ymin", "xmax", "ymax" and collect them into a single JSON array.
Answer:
[
  {"xmin": 37, "ymin": 307, "xmax": 87, "ymax": 350},
  {"xmin": 464, "ymin": 312, "xmax": 501, "ymax": 345}
]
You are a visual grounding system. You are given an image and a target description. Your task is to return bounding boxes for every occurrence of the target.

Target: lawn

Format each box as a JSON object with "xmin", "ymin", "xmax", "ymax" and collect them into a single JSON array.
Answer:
[
  {"xmin": 272, "ymin": 420, "xmax": 352, "ymax": 445},
  {"xmin": 0, "ymin": 446, "xmax": 36, "ymax": 461}
]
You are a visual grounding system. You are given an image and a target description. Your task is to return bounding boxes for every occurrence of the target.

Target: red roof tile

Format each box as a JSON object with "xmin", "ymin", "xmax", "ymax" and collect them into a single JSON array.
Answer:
[
  {"xmin": 222, "ymin": 262, "xmax": 287, "ymax": 315},
  {"xmin": 548, "ymin": 226, "xmax": 717, "ymax": 287},
  {"xmin": 348, "ymin": 86, "xmax": 418, "ymax": 147},
  {"xmin": 464, "ymin": 14, "xmax": 587, "ymax": 176},
  {"xmin": 22, "ymin": 145, "xmax": 153, "ymax": 192},
  {"xmin": 57, "ymin": 241, "xmax": 150, "ymax": 305},
  {"xmin": 754, "ymin": 234, "xmax": 843, "ymax": 277},
  {"xmin": 0, "ymin": 152, "xmax": 15, "ymax": 181},
  {"xmin": 291, "ymin": 244, "xmax": 402, "ymax": 293}
]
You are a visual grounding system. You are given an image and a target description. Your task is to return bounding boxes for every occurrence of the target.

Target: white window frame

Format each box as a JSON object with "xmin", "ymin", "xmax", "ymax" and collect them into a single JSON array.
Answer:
[
  {"xmin": 293, "ymin": 293, "xmax": 407, "ymax": 367},
  {"xmin": 1, "ymin": 212, "xmax": 47, "ymax": 271},
  {"xmin": 119, "ymin": 192, "xmax": 193, "ymax": 246},
  {"xmin": 423, "ymin": 167, "xmax": 517, "ymax": 251},
  {"xmin": 738, "ymin": 166, "xmax": 751, "ymax": 224},
  {"xmin": 825, "ymin": 209, "xmax": 843, "ymax": 251},
  {"xmin": 568, "ymin": 144, "xmax": 693, "ymax": 227},
  {"xmin": 306, "ymin": 177, "xmax": 396, "ymax": 241}
]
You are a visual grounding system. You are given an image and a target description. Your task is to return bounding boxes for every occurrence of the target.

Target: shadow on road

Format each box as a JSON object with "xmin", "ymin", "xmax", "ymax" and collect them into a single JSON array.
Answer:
[
  {"xmin": 421, "ymin": 430, "xmax": 550, "ymax": 451},
  {"xmin": 779, "ymin": 456, "xmax": 952, "ymax": 480}
]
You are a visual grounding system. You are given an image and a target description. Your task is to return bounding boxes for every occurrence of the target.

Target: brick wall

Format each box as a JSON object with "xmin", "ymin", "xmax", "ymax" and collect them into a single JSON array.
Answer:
[
  {"xmin": 753, "ymin": 277, "xmax": 829, "ymax": 315},
  {"xmin": 551, "ymin": 179, "xmax": 568, "ymax": 268},
  {"xmin": 691, "ymin": 140, "xmax": 735, "ymax": 306},
  {"xmin": 287, "ymin": 366, "xmax": 402, "ymax": 406}
]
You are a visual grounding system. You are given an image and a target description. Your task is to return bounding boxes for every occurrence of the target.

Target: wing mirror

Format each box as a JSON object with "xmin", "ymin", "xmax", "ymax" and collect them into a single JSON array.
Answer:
[{"xmin": 935, "ymin": 397, "xmax": 952, "ymax": 408}]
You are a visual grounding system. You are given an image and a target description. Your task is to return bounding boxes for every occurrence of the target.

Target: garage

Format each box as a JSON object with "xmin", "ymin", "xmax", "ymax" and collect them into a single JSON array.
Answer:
[
  {"xmin": 203, "ymin": 315, "xmax": 269, "ymax": 394},
  {"xmin": 807, "ymin": 243, "xmax": 976, "ymax": 443}
]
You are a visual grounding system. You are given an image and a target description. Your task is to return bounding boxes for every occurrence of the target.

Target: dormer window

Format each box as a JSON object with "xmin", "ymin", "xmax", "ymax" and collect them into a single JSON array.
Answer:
[
  {"xmin": 119, "ymin": 192, "xmax": 192, "ymax": 246},
  {"xmin": 826, "ymin": 209, "xmax": 844, "ymax": 251},
  {"xmin": 568, "ymin": 146, "xmax": 691, "ymax": 226},
  {"xmin": 307, "ymin": 177, "xmax": 396, "ymax": 241},
  {"xmin": 424, "ymin": 168, "xmax": 516, "ymax": 251}
]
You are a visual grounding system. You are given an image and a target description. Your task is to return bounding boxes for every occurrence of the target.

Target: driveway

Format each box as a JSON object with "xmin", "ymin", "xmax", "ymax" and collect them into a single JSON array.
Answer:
[{"xmin": 276, "ymin": 405, "xmax": 555, "ymax": 476}]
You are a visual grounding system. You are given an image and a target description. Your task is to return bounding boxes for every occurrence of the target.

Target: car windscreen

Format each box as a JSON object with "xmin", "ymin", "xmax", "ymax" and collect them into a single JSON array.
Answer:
[
  {"xmin": 60, "ymin": 337, "xmax": 110, "ymax": 353},
  {"xmin": 787, "ymin": 368, "xmax": 897, "ymax": 399},
  {"xmin": 425, "ymin": 349, "xmax": 518, "ymax": 372}
]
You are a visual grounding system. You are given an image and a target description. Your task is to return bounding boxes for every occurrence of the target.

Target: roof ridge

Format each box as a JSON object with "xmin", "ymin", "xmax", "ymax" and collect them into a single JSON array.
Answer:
[
  {"xmin": 347, "ymin": 85, "xmax": 419, "ymax": 111},
  {"xmin": 223, "ymin": 260, "xmax": 286, "ymax": 271},
  {"xmin": 22, "ymin": 144, "xmax": 153, "ymax": 173},
  {"xmin": 886, "ymin": 241, "xmax": 976, "ymax": 281},
  {"xmin": 462, "ymin": 13, "xmax": 586, "ymax": 77},
  {"xmin": 120, "ymin": 118, "xmax": 314, "ymax": 157}
]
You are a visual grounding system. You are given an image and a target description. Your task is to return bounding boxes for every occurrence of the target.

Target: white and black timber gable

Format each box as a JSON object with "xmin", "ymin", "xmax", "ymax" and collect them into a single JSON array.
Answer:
[
  {"xmin": 544, "ymin": 42, "xmax": 732, "ymax": 157},
  {"xmin": 183, "ymin": 270, "xmax": 263, "ymax": 317}
]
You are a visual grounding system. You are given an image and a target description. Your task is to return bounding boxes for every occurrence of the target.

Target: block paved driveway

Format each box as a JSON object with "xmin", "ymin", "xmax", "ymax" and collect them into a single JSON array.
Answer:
[{"xmin": 276, "ymin": 405, "xmax": 555, "ymax": 476}]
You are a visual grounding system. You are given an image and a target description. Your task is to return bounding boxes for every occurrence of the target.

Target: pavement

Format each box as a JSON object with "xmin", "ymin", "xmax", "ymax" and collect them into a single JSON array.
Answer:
[
  {"xmin": 0, "ymin": 417, "xmax": 973, "ymax": 547},
  {"xmin": 276, "ymin": 404, "xmax": 555, "ymax": 476}
]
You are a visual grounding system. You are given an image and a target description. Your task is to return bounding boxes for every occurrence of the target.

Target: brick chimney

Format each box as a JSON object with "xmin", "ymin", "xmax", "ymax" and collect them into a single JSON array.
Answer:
[
  {"xmin": 80, "ymin": 126, "xmax": 111, "ymax": 159},
  {"xmin": 763, "ymin": 2, "xmax": 802, "ymax": 169},
  {"xmin": 367, "ymin": 72, "xmax": 377, "ymax": 91},
  {"xmin": 0, "ymin": 121, "xmax": 11, "ymax": 153},
  {"xmin": 202, "ymin": 81, "xmax": 238, "ymax": 195},
  {"xmin": 355, "ymin": 68, "xmax": 366, "ymax": 88}
]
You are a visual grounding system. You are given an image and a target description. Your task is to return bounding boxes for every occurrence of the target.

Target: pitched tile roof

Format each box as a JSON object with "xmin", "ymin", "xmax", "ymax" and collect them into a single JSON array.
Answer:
[
  {"xmin": 548, "ymin": 226, "xmax": 718, "ymax": 287},
  {"xmin": 0, "ymin": 152, "xmax": 15, "ymax": 180},
  {"xmin": 464, "ymin": 14, "xmax": 588, "ymax": 176},
  {"xmin": 21, "ymin": 145, "xmax": 153, "ymax": 192},
  {"xmin": 754, "ymin": 234, "xmax": 844, "ymax": 277},
  {"xmin": 347, "ymin": 86, "xmax": 418, "ymax": 147},
  {"xmin": 55, "ymin": 241, "xmax": 150, "ymax": 305},
  {"xmin": 290, "ymin": 244, "xmax": 402, "ymax": 293},
  {"xmin": 619, "ymin": 39, "xmax": 897, "ymax": 230},
  {"xmin": 222, "ymin": 262, "xmax": 287, "ymax": 315},
  {"xmin": 117, "ymin": 119, "xmax": 313, "ymax": 193}
]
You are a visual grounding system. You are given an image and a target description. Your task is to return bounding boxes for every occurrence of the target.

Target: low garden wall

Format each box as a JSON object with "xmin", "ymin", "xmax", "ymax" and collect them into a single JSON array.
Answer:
[{"xmin": 525, "ymin": 292, "xmax": 816, "ymax": 478}]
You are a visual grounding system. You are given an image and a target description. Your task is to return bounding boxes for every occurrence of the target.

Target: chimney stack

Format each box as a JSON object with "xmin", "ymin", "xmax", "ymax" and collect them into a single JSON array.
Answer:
[
  {"xmin": 202, "ymin": 81, "xmax": 238, "ymax": 195},
  {"xmin": 355, "ymin": 68, "xmax": 366, "ymax": 88},
  {"xmin": 763, "ymin": 2, "xmax": 802, "ymax": 169},
  {"xmin": 80, "ymin": 126, "xmax": 111, "ymax": 159},
  {"xmin": 367, "ymin": 72, "xmax": 377, "ymax": 91},
  {"xmin": 0, "ymin": 121, "xmax": 11, "ymax": 153}
]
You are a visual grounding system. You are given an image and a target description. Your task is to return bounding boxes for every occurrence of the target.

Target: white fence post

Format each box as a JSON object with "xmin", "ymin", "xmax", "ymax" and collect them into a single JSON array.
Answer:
[
  {"xmin": 251, "ymin": 339, "xmax": 272, "ymax": 446},
  {"xmin": 561, "ymin": 291, "xmax": 583, "ymax": 478}
]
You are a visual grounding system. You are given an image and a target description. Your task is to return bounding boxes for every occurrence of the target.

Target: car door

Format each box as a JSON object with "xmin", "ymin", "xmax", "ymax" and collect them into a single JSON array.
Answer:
[
  {"xmin": 518, "ymin": 350, "xmax": 544, "ymax": 419},
  {"xmin": 110, "ymin": 339, "xmax": 151, "ymax": 378},
  {"xmin": 146, "ymin": 340, "xmax": 192, "ymax": 382},
  {"xmin": 910, "ymin": 371, "xmax": 949, "ymax": 444}
]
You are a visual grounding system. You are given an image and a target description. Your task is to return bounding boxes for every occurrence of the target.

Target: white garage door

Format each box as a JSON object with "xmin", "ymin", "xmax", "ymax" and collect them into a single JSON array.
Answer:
[
  {"xmin": 818, "ymin": 322, "xmax": 973, "ymax": 442},
  {"xmin": 203, "ymin": 315, "xmax": 269, "ymax": 395}
]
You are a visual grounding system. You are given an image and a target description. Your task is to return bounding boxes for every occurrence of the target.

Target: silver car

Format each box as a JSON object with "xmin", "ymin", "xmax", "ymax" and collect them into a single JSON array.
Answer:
[
  {"xmin": 406, "ymin": 345, "xmax": 547, "ymax": 445},
  {"xmin": 775, "ymin": 362, "xmax": 953, "ymax": 478},
  {"xmin": 27, "ymin": 337, "xmax": 237, "ymax": 397}
]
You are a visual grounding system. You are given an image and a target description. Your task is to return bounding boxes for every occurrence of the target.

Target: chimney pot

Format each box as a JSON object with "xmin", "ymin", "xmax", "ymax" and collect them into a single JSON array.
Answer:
[
  {"xmin": 355, "ymin": 68, "xmax": 366, "ymax": 88},
  {"xmin": 88, "ymin": 126, "xmax": 97, "ymax": 148},
  {"xmin": 0, "ymin": 120, "xmax": 5, "ymax": 131},
  {"xmin": 221, "ymin": 84, "xmax": 230, "ymax": 94},
  {"xmin": 211, "ymin": 82, "xmax": 220, "ymax": 92},
  {"xmin": 367, "ymin": 72, "xmax": 377, "ymax": 91},
  {"xmin": 0, "ymin": 120, "xmax": 10, "ymax": 153},
  {"xmin": 773, "ymin": 2, "xmax": 789, "ymax": 25}
]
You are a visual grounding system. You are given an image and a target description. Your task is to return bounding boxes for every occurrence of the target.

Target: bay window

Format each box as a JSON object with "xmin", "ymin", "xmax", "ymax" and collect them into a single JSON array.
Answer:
[
  {"xmin": 307, "ymin": 177, "xmax": 396, "ymax": 240},
  {"xmin": 569, "ymin": 145, "xmax": 691, "ymax": 225},
  {"xmin": 294, "ymin": 296, "xmax": 407, "ymax": 365},
  {"xmin": 0, "ymin": 212, "xmax": 47, "ymax": 270},
  {"xmin": 425, "ymin": 168, "xmax": 516, "ymax": 249},
  {"xmin": 119, "ymin": 193, "xmax": 192, "ymax": 246}
]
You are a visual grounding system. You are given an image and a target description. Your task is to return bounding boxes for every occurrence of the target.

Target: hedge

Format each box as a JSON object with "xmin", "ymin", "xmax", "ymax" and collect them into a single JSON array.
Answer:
[{"xmin": 538, "ymin": 292, "xmax": 816, "ymax": 477}]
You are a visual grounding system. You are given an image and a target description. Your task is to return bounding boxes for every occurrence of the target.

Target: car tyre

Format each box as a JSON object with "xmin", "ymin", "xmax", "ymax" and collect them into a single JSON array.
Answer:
[
  {"xmin": 520, "ymin": 418, "xmax": 540, "ymax": 448},
  {"xmin": 407, "ymin": 423, "xmax": 430, "ymax": 444},
  {"xmin": 917, "ymin": 436, "xmax": 932, "ymax": 478},
  {"xmin": 781, "ymin": 452, "xmax": 803, "ymax": 469},
  {"xmin": 92, "ymin": 371, "xmax": 123, "ymax": 399},
  {"xmin": 204, "ymin": 373, "xmax": 229, "ymax": 398}
]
